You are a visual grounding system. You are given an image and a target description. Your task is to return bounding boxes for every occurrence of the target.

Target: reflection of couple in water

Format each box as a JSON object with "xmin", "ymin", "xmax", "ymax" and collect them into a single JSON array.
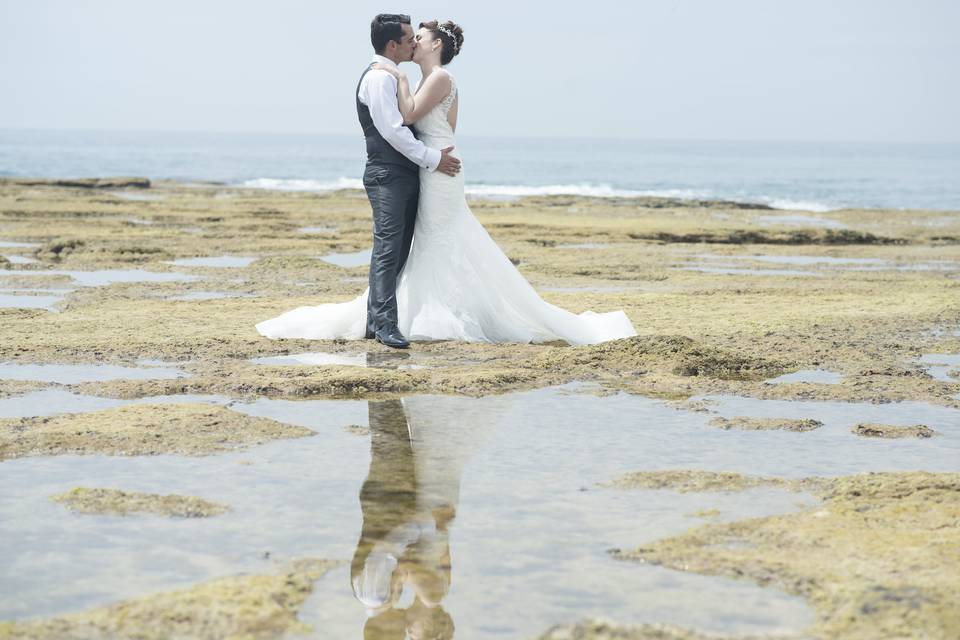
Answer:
[{"xmin": 350, "ymin": 397, "xmax": 501, "ymax": 639}]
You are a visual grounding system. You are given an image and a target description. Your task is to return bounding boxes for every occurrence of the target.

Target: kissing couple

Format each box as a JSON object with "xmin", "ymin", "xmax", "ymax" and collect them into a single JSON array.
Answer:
[{"xmin": 257, "ymin": 14, "xmax": 636, "ymax": 348}]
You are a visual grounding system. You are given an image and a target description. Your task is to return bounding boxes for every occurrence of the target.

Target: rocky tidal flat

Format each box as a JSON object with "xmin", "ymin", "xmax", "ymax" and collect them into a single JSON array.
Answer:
[{"xmin": 0, "ymin": 178, "xmax": 958, "ymax": 639}]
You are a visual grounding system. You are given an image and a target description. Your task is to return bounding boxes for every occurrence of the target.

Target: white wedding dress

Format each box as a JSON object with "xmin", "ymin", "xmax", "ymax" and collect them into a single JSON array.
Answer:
[{"xmin": 256, "ymin": 72, "xmax": 637, "ymax": 346}]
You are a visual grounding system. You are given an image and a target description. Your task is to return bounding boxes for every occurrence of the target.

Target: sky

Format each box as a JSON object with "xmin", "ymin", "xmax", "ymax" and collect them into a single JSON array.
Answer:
[{"xmin": 1, "ymin": 0, "xmax": 958, "ymax": 142}]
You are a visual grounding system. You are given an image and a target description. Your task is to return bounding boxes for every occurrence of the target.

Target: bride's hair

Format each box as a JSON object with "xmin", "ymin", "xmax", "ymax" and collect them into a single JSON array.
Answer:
[{"xmin": 419, "ymin": 20, "xmax": 464, "ymax": 65}]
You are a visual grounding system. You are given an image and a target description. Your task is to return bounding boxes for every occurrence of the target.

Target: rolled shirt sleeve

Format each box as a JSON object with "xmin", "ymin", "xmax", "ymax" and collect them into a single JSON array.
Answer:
[{"xmin": 361, "ymin": 71, "xmax": 441, "ymax": 172}]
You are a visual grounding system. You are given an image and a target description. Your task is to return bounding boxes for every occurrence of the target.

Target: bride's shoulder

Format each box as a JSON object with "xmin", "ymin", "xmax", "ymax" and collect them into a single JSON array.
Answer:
[
  {"xmin": 422, "ymin": 69, "xmax": 455, "ymax": 97},
  {"xmin": 430, "ymin": 68, "xmax": 455, "ymax": 85}
]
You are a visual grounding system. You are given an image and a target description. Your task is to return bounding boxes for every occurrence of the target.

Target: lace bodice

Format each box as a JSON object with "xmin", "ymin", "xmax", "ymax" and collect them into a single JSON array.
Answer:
[{"xmin": 413, "ymin": 72, "xmax": 457, "ymax": 146}]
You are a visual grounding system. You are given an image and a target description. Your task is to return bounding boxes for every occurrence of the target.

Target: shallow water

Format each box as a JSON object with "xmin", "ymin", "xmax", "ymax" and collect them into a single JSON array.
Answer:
[
  {"xmin": 555, "ymin": 243, "xmax": 612, "ymax": 249},
  {"xmin": 0, "ymin": 389, "xmax": 230, "ymax": 419},
  {"xmin": 0, "ymin": 268, "xmax": 201, "ymax": 287},
  {"xmin": 841, "ymin": 263, "xmax": 958, "ymax": 272},
  {"xmin": 702, "ymin": 394, "xmax": 960, "ymax": 470},
  {"xmin": 0, "ymin": 385, "xmax": 820, "ymax": 636},
  {"xmin": 716, "ymin": 255, "xmax": 886, "ymax": 266},
  {"xmin": 0, "ymin": 241, "xmax": 40, "ymax": 248},
  {"xmin": 321, "ymin": 249, "xmax": 373, "ymax": 268},
  {"xmin": 678, "ymin": 266, "xmax": 820, "ymax": 277},
  {"xmin": 0, "ymin": 362, "xmax": 189, "ymax": 384},
  {"xmin": 766, "ymin": 369, "xmax": 843, "ymax": 385},
  {"xmin": 251, "ymin": 351, "xmax": 436, "ymax": 370},
  {"xmin": 918, "ymin": 353, "xmax": 960, "ymax": 383},
  {"xmin": 166, "ymin": 256, "xmax": 256, "ymax": 268},
  {"xmin": 0, "ymin": 293, "xmax": 64, "ymax": 311},
  {"xmin": 2, "ymin": 255, "xmax": 39, "ymax": 265},
  {"xmin": 0, "ymin": 287, "xmax": 73, "ymax": 294},
  {"xmin": 693, "ymin": 254, "xmax": 959, "ymax": 272},
  {"xmin": 4, "ymin": 383, "xmax": 960, "ymax": 636},
  {"xmin": 251, "ymin": 352, "xmax": 368, "ymax": 367}
]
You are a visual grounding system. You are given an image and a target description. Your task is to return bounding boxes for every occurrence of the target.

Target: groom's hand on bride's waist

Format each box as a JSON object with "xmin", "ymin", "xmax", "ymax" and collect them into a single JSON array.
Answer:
[{"xmin": 438, "ymin": 146, "xmax": 461, "ymax": 177}]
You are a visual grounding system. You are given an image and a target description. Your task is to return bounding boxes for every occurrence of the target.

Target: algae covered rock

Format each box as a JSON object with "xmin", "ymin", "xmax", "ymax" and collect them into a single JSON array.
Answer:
[
  {"xmin": 0, "ymin": 557, "xmax": 338, "ymax": 639},
  {"xmin": 601, "ymin": 470, "xmax": 789, "ymax": 493},
  {"xmin": 0, "ymin": 176, "xmax": 151, "ymax": 189},
  {"xmin": 851, "ymin": 423, "xmax": 939, "ymax": 439},
  {"xmin": 534, "ymin": 335, "xmax": 787, "ymax": 382},
  {"xmin": 614, "ymin": 471, "xmax": 960, "ymax": 640},
  {"xmin": 709, "ymin": 417, "xmax": 823, "ymax": 432},
  {"xmin": 50, "ymin": 487, "xmax": 231, "ymax": 518},
  {"xmin": 34, "ymin": 238, "xmax": 85, "ymax": 261},
  {"xmin": 0, "ymin": 402, "xmax": 315, "ymax": 461}
]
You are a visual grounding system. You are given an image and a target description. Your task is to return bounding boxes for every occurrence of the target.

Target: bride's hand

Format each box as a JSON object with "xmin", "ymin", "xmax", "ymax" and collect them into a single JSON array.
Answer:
[{"xmin": 371, "ymin": 63, "xmax": 402, "ymax": 80}]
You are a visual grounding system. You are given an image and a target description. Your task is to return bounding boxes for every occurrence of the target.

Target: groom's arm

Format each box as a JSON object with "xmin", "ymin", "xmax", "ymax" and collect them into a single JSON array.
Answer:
[{"xmin": 360, "ymin": 71, "xmax": 441, "ymax": 172}]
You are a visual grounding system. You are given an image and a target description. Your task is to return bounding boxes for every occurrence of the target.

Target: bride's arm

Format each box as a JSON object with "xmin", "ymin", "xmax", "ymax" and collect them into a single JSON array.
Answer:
[
  {"xmin": 394, "ymin": 73, "xmax": 416, "ymax": 122},
  {"xmin": 373, "ymin": 65, "xmax": 452, "ymax": 125}
]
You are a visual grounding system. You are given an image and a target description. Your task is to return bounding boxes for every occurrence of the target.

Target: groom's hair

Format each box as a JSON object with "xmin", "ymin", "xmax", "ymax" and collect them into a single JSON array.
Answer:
[{"xmin": 370, "ymin": 14, "xmax": 411, "ymax": 54}]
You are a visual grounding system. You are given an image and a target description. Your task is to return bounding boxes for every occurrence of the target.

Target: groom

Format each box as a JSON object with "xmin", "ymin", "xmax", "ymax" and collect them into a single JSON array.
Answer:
[{"xmin": 357, "ymin": 13, "xmax": 461, "ymax": 348}]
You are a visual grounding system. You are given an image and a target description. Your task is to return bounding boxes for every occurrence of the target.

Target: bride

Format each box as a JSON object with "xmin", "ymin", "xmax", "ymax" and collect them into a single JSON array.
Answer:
[{"xmin": 256, "ymin": 19, "xmax": 636, "ymax": 347}]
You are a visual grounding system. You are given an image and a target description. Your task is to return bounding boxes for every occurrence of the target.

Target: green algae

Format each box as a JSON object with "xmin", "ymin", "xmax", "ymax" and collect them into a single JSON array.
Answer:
[
  {"xmin": 630, "ymin": 228, "xmax": 905, "ymax": 245},
  {"xmin": 0, "ymin": 180, "xmax": 957, "ymax": 409},
  {"xmin": 851, "ymin": 423, "xmax": 939, "ymax": 439},
  {"xmin": 0, "ymin": 380, "xmax": 48, "ymax": 399},
  {"xmin": 50, "ymin": 486, "xmax": 231, "ymax": 517},
  {"xmin": 612, "ymin": 472, "xmax": 960, "ymax": 640},
  {"xmin": 0, "ymin": 558, "xmax": 339, "ymax": 640},
  {"xmin": 709, "ymin": 417, "xmax": 824, "ymax": 432},
  {"xmin": 600, "ymin": 470, "xmax": 791, "ymax": 493},
  {"xmin": 0, "ymin": 403, "xmax": 314, "ymax": 461},
  {"xmin": 0, "ymin": 180, "xmax": 958, "ymax": 638}
]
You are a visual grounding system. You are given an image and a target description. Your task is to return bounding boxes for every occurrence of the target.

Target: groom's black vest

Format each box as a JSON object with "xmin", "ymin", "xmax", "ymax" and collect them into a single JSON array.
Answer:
[{"xmin": 356, "ymin": 65, "xmax": 418, "ymax": 172}]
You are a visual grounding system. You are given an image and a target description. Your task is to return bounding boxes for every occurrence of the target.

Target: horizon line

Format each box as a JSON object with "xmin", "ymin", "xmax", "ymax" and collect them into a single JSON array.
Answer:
[{"xmin": 0, "ymin": 126, "xmax": 957, "ymax": 147}]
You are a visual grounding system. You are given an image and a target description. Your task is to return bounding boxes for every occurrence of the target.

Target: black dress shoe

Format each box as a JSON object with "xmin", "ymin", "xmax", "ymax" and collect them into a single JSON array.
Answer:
[{"xmin": 375, "ymin": 326, "xmax": 410, "ymax": 349}]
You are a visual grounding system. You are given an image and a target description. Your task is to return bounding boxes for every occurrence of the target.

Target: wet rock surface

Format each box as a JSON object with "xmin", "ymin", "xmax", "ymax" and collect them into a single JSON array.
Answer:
[
  {"xmin": 1, "ymin": 181, "xmax": 958, "ymax": 637},
  {"xmin": 613, "ymin": 472, "xmax": 960, "ymax": 639},
  {"xmin": 601, "ymin": 470, "xmax": 791, "ymax": 493},
  {"xmin": 708, "ymin": 417, "xmax": 824, "ymax": 432},
  {"xmin": 0, "ymin": 181, "xmax": 956, "ymax": 406},
  {"xmin": 0, "ymin": 176, "xmax": 151, "ymax": 189},
  {"xmin": 50, "ymin": 486, "xmax": 230, "ymax": 517},
  {"xmin": 0, "ymin": 558, "xmax": 338, "ymax": 639},
  {"xmin": 851, "ymin": 423, "xmax": 939, "ymax": 439},
  {"xmin": 0, "ymin": 380, "xmax": 47, "ymax": 399},
  {"xmin": 0, "ymin": 403, "xmax": 314, "ymax": 460}
]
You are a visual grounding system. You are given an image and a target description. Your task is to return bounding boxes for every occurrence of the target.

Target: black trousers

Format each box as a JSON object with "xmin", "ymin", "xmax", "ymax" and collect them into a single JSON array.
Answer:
[{"xmin": 363, "ymin": 162, "xmax": 420, "ymax": 336}]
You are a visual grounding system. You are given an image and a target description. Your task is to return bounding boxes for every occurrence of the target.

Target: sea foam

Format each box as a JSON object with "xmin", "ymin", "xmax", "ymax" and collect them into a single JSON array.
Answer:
[
  {"xmin": 239, "ymin": 177, "xmax": 838, "ymax": 211},
  {"xmin": 240, "ymin": 177, "xmax": 703, "ymax": 200}
]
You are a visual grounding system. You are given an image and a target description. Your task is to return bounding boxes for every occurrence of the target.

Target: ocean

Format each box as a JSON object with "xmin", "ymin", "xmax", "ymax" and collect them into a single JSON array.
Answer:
[{"xmin": 1, "ymin": 129, "xmax": 958, "ymax": 212}]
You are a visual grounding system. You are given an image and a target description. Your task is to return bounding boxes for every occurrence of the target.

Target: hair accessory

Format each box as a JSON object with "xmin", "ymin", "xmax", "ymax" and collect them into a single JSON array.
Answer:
[{"xmin": 436, "ymin": 22, "xmax": 460, "ymax": 53}]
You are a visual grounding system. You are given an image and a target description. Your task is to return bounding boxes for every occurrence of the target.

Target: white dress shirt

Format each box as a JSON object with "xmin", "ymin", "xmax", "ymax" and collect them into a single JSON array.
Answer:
[{"xmin": 357, "ymin": 55, "xmax": 441, "ymax": 172}]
